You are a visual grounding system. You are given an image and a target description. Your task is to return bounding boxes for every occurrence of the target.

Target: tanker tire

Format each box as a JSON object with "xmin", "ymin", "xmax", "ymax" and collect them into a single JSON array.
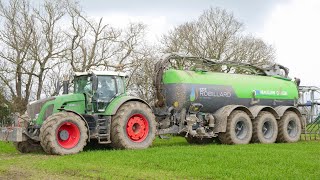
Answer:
[
  {"xmin": 40, "ymin": 112, "xmax": 88, "ymax": 155},
  {"xmin": 251, "ymin": 111, "xmax": 278, "ymax": 144},
  {"xmin": 110, "ymin": 101, "xmax": 156, "ymax": 149},
  {"xmin": 218, "ymin": 110, "xmax": 252, "ymax": 145},
  {"xmin": 14, "ymin": 139, "xmax": 43, "ymax": 153},
  {"xmin": 276, "ymin": 111, "xmax": 301, "ymax": 143},
  {"xmin": 185, "ymin": 136, "xmax": 213, "ymax": 144}
]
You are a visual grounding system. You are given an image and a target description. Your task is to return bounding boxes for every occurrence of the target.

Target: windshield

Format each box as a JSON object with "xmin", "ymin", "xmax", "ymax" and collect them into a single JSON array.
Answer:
[
  {"xmin": 96, "ymin": 76, "xmax": 117, "ymax": 101},
  {"xmin": 74, "ymin": 76, "xmax": 92, "ymax": 94}
]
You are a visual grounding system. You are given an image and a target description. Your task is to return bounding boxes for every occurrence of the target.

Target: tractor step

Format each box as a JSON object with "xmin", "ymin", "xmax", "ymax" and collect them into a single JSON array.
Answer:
[{"xmin": 97, "ymin": 118, "xmax": 111, "ymax": 144}]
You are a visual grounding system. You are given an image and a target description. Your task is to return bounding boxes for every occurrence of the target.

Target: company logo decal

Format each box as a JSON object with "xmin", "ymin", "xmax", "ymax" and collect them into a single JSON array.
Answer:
[
  {"xmin": 190, "ymin": 87, "xmax": 231, "ymax": 101},
  {"xmin": 190, "ymin": 87, "xmax": 199, "ymax": 101},
  {"xmin": 255, "ymin": 90, "xmax": 288, "ymax": 96}
]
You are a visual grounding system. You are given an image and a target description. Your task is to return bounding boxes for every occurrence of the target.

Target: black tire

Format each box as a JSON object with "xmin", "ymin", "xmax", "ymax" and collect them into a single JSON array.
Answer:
[
  {"xmin": 277, "ymin": 111, "xmax": 301, "ymax": 143},
  {"xmin": 251, "ymin": 111, "xmax": 278, "ymax": 144},
  {"xmin": 14, "ymin": 139, "xmax": 43, "ymax": 153},
  {"xmin": 218, "ymin": 110, "xmax": 252, "ymax": 145},
  {"xmin": 40, "ymin": 112, "xmax": 88, "ymax": 155},
  {"xmin": 185, "ymin": 135, "xmax": 213, "ymax": 144},
  {"xmin": 110, "ymin": 101, "xmax": 156, "ymax": 149}
]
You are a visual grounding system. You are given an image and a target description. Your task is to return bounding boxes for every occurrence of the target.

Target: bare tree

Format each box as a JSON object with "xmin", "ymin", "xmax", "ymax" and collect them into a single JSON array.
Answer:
[
  {"xmin": 0, "ymin": 0, "xmax": 34, "ymax": 112},
  {"xmin": 162, "ymin": 7, "xmax": 275, "ymax": 66},
  {"xmin": 0, "ymin": 0, "xmax": 67, "ymax": 112},
  {"xmin": 30, "ymin": 0, "xmax": 67, "ymax": 100},
  {"xmin": 65, "ymin": 3, "xmax": 146, "ymax": 72},
  {"xmin": 126, "ymin": 45, "xmax": 160, "ymax": 102}
]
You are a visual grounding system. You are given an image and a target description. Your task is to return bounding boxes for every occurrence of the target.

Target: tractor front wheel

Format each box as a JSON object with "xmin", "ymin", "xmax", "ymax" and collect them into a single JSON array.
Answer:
[
  {"xmin": 110, "ymin": 101, "xmax": 156, "ymax": 149},
  {"xmin": 40, "ymin": 112, "xmax": 88, "ymax": 155}
]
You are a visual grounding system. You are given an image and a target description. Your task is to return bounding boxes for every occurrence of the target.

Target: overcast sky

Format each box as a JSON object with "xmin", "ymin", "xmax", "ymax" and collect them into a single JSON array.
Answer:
[{"xmin": 80, "ymin": 0, "xmax": 320, "ymax": 86}]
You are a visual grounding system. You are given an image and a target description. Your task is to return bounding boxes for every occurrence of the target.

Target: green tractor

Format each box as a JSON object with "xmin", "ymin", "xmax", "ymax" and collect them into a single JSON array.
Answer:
[{"xmin": 0, "ymin": 70, "xmax": 156, "ymax": 155}]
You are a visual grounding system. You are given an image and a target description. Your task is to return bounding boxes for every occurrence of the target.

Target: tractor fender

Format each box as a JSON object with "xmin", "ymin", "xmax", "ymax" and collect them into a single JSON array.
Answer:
[
  {"xmin": 213, "ymin": 105, "xmax": 253, "ymax": 133},
  {"xmin": 274, "ymin": 106, "xmax": 306, "ymax": 127},
  {"xmin": 105, "ymin": 96, "xmax": 152, "ymax": 116},
  {"xmin": 249, "ymin": 106, "xmax": 280, "ymax": 119},
  {"xmin": 58, "ymin": 108, "xmax": 91, "ymax": 141}
]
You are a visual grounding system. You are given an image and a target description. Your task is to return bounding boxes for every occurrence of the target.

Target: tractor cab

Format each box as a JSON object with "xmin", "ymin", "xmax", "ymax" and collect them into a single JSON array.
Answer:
[{"xmin": 73, "ymin": 71, "xmax": 127, "ymax": 112}]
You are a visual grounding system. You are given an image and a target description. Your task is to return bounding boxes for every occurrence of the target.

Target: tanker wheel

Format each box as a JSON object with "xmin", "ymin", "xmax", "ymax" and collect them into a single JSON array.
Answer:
[
  {"xmin": 14, "ymin": 139, "xmax": 43, "ymax": 153},
  {"xmin": 218, "ymin": 110, "xmax": 252, "ymax": 145},
  {"xmin": 251, "ymin": 111, "xmax": 278, "ymax": 144},
  {"xmin": 185, "ymin": 135, "xmax": 213, "ymax": 144},
  {"xmin": 40, "ymin": 112, "xmax": 88, "ymax": 155},
  {"xmin": 276, "ymin": 111, "xmax": 301, "ymax": 143},
  {"xmin": 110, "ymin": 101, "xmax": 156, "ymax": 149}
]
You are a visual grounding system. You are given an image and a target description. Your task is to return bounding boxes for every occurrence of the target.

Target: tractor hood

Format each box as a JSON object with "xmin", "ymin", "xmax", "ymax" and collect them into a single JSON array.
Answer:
[
  {"xmin": 51, "ymin": 93, "xmax": 86, "ymax": 113},
  {"xmin": 27, "ymin": 97, "xmax": 56, "ymax": 121},
  {"xmin": 27, "ymin": 93, "xmax": 86, "ymax": 125}
]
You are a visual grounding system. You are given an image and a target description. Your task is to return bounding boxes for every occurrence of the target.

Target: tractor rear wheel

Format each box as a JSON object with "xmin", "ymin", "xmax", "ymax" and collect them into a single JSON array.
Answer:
[
  {"xmin": 277, "ymin": 111, "xmax": 301, "ymax": 143},
  {"xmin": 218, "ymin": 110, "xmax": 252, "ymax": 145},
  {"xmin": 185, "ymin": 135, "xmax": 213, "ymax": 144},
  {"xmin": 40, "ymin": 112, "xmax": 88, "ymax": 155},
  {"xmin": 251, "ymin": 111, "xmax": 278, "ymax": 144},
  {"xmin": 14, "ymin": 139, "xmax": 43, "ymax": 153},
  {"xmin": 110, "ymin": 101, "xmax": 156, "ymax": 149}
]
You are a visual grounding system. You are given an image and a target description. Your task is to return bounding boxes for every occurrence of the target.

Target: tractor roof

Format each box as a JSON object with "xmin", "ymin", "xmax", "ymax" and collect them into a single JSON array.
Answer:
[{"xmin": 74, "ymin": 70, "xmax": 127, "ymax": 77}]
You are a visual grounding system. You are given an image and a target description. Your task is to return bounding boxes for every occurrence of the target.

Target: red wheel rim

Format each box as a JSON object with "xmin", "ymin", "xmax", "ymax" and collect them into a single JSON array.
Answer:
[
  {"xmin": 56, "ymin": 122, "xmax": 80, "ymax": 149},
  {"xmin": 126, "ymin": 114, "xmax": 149, "ymax": 142}
]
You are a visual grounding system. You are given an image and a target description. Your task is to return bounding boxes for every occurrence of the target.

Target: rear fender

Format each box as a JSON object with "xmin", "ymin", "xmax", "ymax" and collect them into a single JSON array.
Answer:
[
  {"xmin": 213, "ymin": 105, "xmax": 253, "ymax": 133},
  {"xmin": 104, "ymin": 95, "xmax": 152, "ymax": 115},
  {"xmin": 249, "ymin": 106, "xmax": 280, "ymax": 119},
  {"xmin": 274, "ymin": 106, "xmax": 306, "ymax": 128}
]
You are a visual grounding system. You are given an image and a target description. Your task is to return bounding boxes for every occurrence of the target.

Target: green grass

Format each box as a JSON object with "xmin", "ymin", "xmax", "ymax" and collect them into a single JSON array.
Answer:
[{"xmin": 1, "ymin": 137, "xmax": 320, "ymax": 179}]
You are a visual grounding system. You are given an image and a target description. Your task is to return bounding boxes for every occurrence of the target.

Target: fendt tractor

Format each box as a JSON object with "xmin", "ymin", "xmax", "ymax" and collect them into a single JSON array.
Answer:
[{"xmin": 0, "ymin": 53, "xmax": 305, "ymax": 155}]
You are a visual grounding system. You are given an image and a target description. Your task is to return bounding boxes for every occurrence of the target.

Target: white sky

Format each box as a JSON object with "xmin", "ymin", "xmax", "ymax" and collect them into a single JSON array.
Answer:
[
  {"xmin": 81, "ymin": 0, "xmax": 320, "ymax": 86},
  {"xmin": 261, "ymin": 0, "xmax": 320, "ymax": 86}
]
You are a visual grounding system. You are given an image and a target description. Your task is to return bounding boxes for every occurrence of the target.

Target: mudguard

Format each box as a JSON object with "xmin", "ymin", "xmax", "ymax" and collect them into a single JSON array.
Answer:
[
  {"xmin": 104, "ymin": 95, "xmax": 152, "ymax": 115},
  {"xmin": 213, "ymin": 105, "xmax": 253, "ymax": 133},
  {"xmin": 249, "ymin": 105, "xmax": 280, "ymax": 119},
  {"xmin": 274, "ymin": 106, "xmax": 306, "ymax": 128}
]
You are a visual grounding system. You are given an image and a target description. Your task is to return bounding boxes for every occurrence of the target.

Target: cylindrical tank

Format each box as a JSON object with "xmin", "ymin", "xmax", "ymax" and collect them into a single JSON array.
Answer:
[{"xmin": 162, "ymin": 69, "xmax": 298, "ymax": 113}]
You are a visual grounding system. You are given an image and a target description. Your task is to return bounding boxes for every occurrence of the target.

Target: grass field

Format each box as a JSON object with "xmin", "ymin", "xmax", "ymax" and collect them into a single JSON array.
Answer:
[{"xmin": 1, "ymin": 137, "xmax": 320, "ymax": 180}]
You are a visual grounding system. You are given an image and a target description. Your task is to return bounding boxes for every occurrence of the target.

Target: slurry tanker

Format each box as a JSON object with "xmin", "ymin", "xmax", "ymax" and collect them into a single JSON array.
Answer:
[{"xmin": 0, "ymin": 53, "xmax": 304, "ymax": 155}]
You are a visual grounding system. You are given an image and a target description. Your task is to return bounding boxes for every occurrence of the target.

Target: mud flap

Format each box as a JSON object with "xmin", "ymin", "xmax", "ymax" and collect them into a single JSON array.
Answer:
[{"xmin": 0, "ymin": 127, "xmax": 27, "ymax": 142}]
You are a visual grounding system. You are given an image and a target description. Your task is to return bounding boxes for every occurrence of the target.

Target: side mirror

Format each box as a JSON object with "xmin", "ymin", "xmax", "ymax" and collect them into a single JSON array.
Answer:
[
  {"xmin": 91, "ymin": 74, "xmax": 98, "ymax": 91},
  {"xmin": 62, "ymin": 75, "xmax": 69, "ymax": 94},
  {"xmin": 55, "ymin": 81, "xmax": 61, "ymax": 95},
  {"xmin": 62, "ymin": 80, "xmax": 69, "ymax": 94}
]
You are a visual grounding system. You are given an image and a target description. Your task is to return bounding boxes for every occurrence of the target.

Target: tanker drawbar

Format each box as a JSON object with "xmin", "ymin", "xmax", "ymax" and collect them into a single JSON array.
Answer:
[{"xmin": 153, "ymin": 53, "xmax": 304, "ymax": 145}]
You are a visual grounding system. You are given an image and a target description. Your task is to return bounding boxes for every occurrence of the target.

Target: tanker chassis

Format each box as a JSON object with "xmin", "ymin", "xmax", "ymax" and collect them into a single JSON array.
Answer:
[{"xmin": 0, "ymin": 54, "xmax": 305, "ymax": 155}]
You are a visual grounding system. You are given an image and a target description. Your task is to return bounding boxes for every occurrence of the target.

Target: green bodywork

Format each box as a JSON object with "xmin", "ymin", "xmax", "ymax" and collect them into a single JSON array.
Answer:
[
  {"xmin": 33, "ymin": 93, "xmax": 141, "ymax": 125},
  {"xmin": 32, "ymin": 73, "xmax": 143, "ymax": 126},
  {"xmin": 35, "ymin": 94, "xmax": 86, "ymax": 125},
  {"xmin": 163, "ymin": 69, "xmax": 298, "ymax": 100}
]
